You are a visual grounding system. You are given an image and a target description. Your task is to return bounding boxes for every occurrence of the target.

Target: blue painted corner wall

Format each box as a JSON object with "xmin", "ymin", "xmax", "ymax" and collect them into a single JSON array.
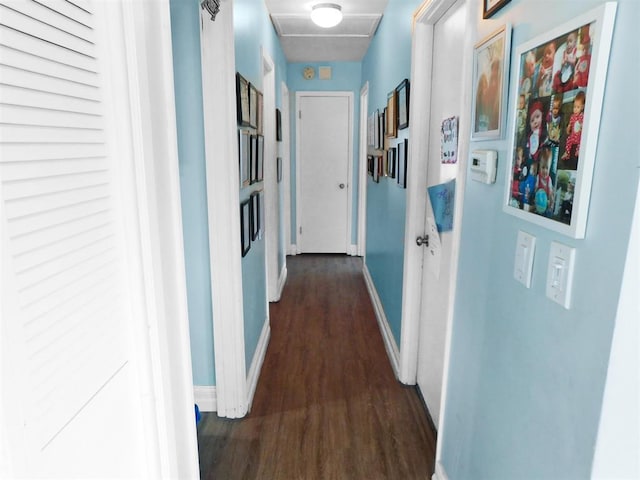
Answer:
[{"xmin": 361, "ymin": 0, "xmax": 424, "ymax": 347}]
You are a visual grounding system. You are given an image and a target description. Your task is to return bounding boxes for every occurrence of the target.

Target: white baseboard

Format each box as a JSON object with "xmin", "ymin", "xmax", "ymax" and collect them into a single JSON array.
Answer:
[
  {"xmin": 362, "ymin": 263, "xmax": 400, "ymax": 379},
  {"xmin": 246, "ymin": 317, "xmax": 270, "ymax": 412},
  {"xmin": 193, "ymin": 386, "xmax": 217, "ymax": 412},
  {"xmin": 348, "ymin": 244, "xmax": 358, "ymax": 256},
  {"xmin": 275, "ymin": 264, "xmax": 288, "ymax": 301},
  {"xmin": 432, "ymin": 461, "xmax": 449, "ymax": 480}
]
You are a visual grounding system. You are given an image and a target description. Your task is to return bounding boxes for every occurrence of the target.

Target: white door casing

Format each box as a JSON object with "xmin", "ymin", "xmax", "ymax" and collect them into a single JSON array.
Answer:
[
  {"xmin": 358, "ymin": 82, "xmax": 369, "ymax": 258},
  {"xmin": 0, "ymin": 0, "xmax": 199, "ymax": 477},
  {"xmin": 281, "ymin": 82, "xmax": 294, "ymax": 256},
  {"xmin": 296, "ymin": 92, "xmax": 353, "ymax": 253}
]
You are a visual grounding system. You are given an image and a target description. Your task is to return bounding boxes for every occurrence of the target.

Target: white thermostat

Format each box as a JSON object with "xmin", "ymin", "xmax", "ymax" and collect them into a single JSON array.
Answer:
[{"xmin": 470, "ymin": 149, "xmax": 497, "ymax": 184}]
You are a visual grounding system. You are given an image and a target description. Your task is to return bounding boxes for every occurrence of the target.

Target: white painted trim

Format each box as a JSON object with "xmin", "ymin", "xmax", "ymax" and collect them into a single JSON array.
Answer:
[
  {"xmin": 408, "ymin": 0, "xmax": 475, "ymax": 463},
  {"xmin": 276, "ymin": 264, "xmax": 288, "ymax": 301},
  {"xmin": 246, "ymin": 318, "xmax": 271, "ymax": 412},
  {"xmin": 348, "ymin": 244, "xmax": 358, "ymax": 256},
  {"xmin": 193, "ymin": 386, "xmax": 217, "ymax": 413},
  {"xmin": 281, "ymin": 82, "xmax": 293, "ymax": 258},
  {"xmin": 362, "ymin": 264, "xmax": 400, "ymax": 379},
  {"xmin": 288, "ymin": 245, "xmax": 299, "ymax": 256},
  {"xmin": 117, "ymin": 1, "xmax": 201, "ymax": 477},
  {"xmin": 357, "ymin": 82, "xmax": 369, "ymax": 258},
  {"xmin": 295, "ymin": 91, "xmax": 355, "ymax": 254},
  {"xmin": 199, "ymin": 3, "xmax": 247, "ymax": 419},
  {"xmin": 262, "ymin": 49, "xmax": 279, "ymax": 303},
  {"xmin": 432, "ymin": 461, "xmax": 450, "ymax": 480}
]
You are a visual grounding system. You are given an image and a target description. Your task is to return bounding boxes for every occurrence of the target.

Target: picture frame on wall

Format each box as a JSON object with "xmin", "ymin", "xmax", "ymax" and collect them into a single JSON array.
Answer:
[
  {"xmin": 397, "ymin": 138, "xmax": 408, "ymax": 189},
  {"xmin": 258, "ymin": 190, "xmax": 265, "ymax": 238},
  {"xmin": 373, "ymin": 155, "xmax": 380, "ymax": 183},
  {"xmin": 256, "ymin": 135, "xmax": 264, "ymax": 182},
  {"xmin": 396, "ymin": 79, "xmax": 410, "ymax": 130},
  {"xmin": 504, "ymin": 3, "xmax": 617, "ymax": 239},
  {"xmin": 249, "ymin": 83, "xmax": 258, "ymax": 129},
  {"xmin": 276, "ymin": 108, "xmax": 282, "ymax": 141},
  {"xmin": 238, "ymin": 129, "xmax": 250, "ymax": 187},
  {"xmin": 387, "ymin": 147, "xmax": 396, "ymax": 179},
  {"xmin": 277, "ymin": 156, "xmax": 282, "ymax": 183},
  {"xmin": 386, "ymin": 89, "xmax": 398, "ymax": 138},
  {"xmin": 471, "ymin": 24, "xmax": 511, "ymax": 140},
  {"xmin": 483, "ymin": 0, "xmax": 511, "ymax": 19},
  {"xmin": 373, "ymin": 110, "xmax": 380, "ymax": 149},
  {"xmin": 257, "ymin": 91, "xmax": 264, "ymax": 135},
  {"xmin": 367, "ymin": 155, "xmax": 374, "ymax": 177},
  {"xmin": 250, "ymin": 191, "xmax": 260, "ymax": 240},
  {"xmin": 240, "ymin": 200, "xmax": 251, "ymax": 257},
  {"xmin": 236, "ymin": 73, "xmax": 251, "ymax": 127},
  {"xmin": 249, "ymin": 134, "xmax": 258, "ymax": 184}
]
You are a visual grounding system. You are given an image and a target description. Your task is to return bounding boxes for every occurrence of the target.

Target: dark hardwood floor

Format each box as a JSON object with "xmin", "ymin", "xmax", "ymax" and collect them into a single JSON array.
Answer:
[{"xmin": 197, "ymin": 254, "xmax": 436, "ymax": 479}]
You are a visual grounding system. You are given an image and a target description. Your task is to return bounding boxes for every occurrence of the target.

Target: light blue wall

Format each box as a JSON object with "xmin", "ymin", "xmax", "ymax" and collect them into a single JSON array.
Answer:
[
  {"xmin": 361, "ymin": 0, "xmax": 423, "ymax": 347},
  {"xmin": 287, "ymin": 62, "xmax": 362, "ymax": 246},
  {"xmin": 169, "ymin": 0, "xmax": 215, "ymax": 386},
  {"xmin": 234, "ymin": 0, "xmax": 288, "ymax": 371},
  {"xmin": 440, "ymin": 0, "xmax": 640, "ymax": 478}
]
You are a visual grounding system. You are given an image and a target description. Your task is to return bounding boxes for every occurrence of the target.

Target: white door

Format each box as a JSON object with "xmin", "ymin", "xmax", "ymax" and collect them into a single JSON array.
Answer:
[
  {"xmin": 297, "ymin": 93, "xmax": 352, "ymax": 253},
  {"xmin": 416, "ymin": 0, "xmax": 467, "ymax": 427}
]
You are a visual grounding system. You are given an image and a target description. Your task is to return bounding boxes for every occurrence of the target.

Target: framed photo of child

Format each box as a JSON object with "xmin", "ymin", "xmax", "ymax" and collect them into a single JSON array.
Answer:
[
  {"xmin": 471, "ymin": 24, "xmax": 511, "ymax": 140},
  {"xmin": 503, "ymin": 3, "xmax": 617, "ymax": 239}
]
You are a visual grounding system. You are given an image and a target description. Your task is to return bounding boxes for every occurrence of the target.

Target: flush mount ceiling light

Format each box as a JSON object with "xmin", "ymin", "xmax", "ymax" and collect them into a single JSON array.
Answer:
[{"xmin": 311, "ymin": 3, "xmax": 343, "ymax": 28}]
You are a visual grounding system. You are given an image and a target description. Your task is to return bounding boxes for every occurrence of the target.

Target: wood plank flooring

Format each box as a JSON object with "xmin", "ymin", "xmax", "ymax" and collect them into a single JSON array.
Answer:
[{"xmin": 197, "ymin": 254, "xmax": 436, "ymax": 479}]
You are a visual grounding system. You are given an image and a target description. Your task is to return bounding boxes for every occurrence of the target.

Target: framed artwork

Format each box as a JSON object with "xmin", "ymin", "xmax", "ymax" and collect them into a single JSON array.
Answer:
[
  {"xmin": 471, "ymin": 25, "xmax": 511, "ymax": 140},
  {"xmin": 397, "ymin": 79, "xmax": 410, "ymax": 130},
  {"xmin": 367, "ymin": 113, "xmax": 375, "ymax": 147},
  {"xmin": 387, "ymin": 147, "xmax": 396, "ymax": 179},
  {"xmin": 257, "ymin": 91, "xmax": 264, "ymax": 135},
  {"xmin": 397, "ymin": 138, "xmax": 408, "ymax": 189},
  {"xmin": 258, "ymin": 190, "xmax": 265, "ymax": 238},
  {"xmin": 240, "ymin": 200, "xmax": 251, "ymax": 257},
  {"xmin": 504, "ymin": 3, "xmax": 617, "ymax": 238},
  {"xmin": 256, "ymin": 135, "xmax": 264, "ymax": 182},
  {"xmin": 236, "ymin": 73, "xmax": 250, "ymax": 126},
  {"xmin": 373, "ymin": 155, "xmax": 380, "ymax": 183},
  {"xmin": 249, "ymin": 83, "xmax": 258, "ymax": 129},
  {"xmin": 367, "ymin": 155, "xmax": 374, "ymax": 177},
  {"xmin": 250, "ymin": 191, "xmax": 260, "ymax": 240},
  {"xmin": 276, "ymin": 108, "xmax": 282, "ymax": 141},
  {"xmin": 249, "ymin": 134, "xmax": 258, "ymax": 184},
  {"xmin": 238, "ymin": 129, "xmax": 250, "ymax": 187},
  {"xmin": 386, "ymin": 89, "xmax": 398, "ymax": 138},
  {"xmin": 483, "ymin": 0, "xmax": 511, "ymax": 19},
  {"xmin": 373, "ymin": 110, "xmax": 380, "ymax": 149},
  {"xmin": 277, "ymin": 156, "xmax": 282, "ymax": 183}
]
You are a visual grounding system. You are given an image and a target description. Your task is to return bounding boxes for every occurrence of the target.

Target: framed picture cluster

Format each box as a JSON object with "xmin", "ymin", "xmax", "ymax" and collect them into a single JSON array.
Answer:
[
  {"xmin": 237, "ymin": 131, "xmax": 264, "ymax": 187},
  {"xmin": 503, "ymin": 3, "xmax": 617, "ymax": 238},
  {"xmin": 239, "ymin": 190, "xmax": 264, "ymax": 257},
  {"xmin": 236, "ymin": 72, "xmax": 266, "ymax": 189}
]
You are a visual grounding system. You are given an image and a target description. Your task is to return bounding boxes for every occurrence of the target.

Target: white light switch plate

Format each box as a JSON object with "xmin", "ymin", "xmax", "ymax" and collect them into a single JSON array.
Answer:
[
  {"xmin": 546, "ymin": 241, "xmax": 576, "ymax": 309},
  {"xmin": 514, "ymin": 230, "xmax": 536, "ymax": 288}
]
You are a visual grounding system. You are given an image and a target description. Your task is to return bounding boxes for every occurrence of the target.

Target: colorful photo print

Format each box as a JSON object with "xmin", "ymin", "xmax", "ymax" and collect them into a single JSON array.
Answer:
[{"xmin": 508, "ymin": 22, "xmax": 593, "ymax": 224}]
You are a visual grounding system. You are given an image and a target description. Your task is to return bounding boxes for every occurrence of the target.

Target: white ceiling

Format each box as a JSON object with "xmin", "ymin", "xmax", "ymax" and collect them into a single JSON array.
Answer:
[{"xmin": 264, "ymin": 0, "xmax": 389, "ymax": 62}]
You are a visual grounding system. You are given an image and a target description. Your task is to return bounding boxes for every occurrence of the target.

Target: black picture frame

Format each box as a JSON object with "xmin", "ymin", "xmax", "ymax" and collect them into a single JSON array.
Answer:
[
  {"xmin": 397, "ymin": 138, "xmax": 408, "ymax": 189},
  {"xmin": 276, "ymin": 108, "xmax": 282, "ymax": 141},
  {"xmin": 373, "ymin": 155, "xmax": 380, "ymax": 183},
  {"xmin": 239, "ymin": 129, "xmax": 250, "ymax": 187},
  {"xmin": 236, "ymin": 73, "xmax": 250, "ymax": 127},
  {"xmin": 483, "ymin": 0, "xmax": 511, "ymax": 19},
  {"xmin": 367, "ymin": 155, "xmax": 374, "ymax": 177},
  {"xmin": 277, "ymin": 157, "xmax": 282, "ymax": 183},
  {"xmin": 257, "ymin": 91, "xmax": 264, "ymax": 135},
  {"xmin": 249, "ymin": 83, "xmax": 258, "ymax": 129},
  {"xmin": 388, "ymin": 147, "xmax": 396, "ymax": 179},
  {"xmin": 256, "ymin": 135, "xmax": 264, "ymax": 182},
  {"xmin": 240, "ymin": 200, "xmax": 251, "ymax": 257},
  {"xmin": 250, "ymin": 192, "xmax": 259, "ymax": 240},
  {"xmin": 249, "ymin": 134, "xmax": 258, "ymax": 184},
  {"xmin": 386, "ymin": 89, "xmax": 398, "ymax": 138},
  {"xmin": 396, "ymin": 79, "xmax": 410, "ymax": 130}
]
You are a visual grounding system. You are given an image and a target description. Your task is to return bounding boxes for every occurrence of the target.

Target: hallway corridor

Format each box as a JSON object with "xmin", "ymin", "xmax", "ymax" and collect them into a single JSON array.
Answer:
[{"xmin": 197, "ymin": 254, "xmax": 436, "ymax": 479}]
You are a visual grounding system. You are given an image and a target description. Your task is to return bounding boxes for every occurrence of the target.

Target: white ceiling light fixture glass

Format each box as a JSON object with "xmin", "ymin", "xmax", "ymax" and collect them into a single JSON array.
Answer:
[{"xmin": 311, "ymin": 3, "xmax": 343, "ymax": 28}]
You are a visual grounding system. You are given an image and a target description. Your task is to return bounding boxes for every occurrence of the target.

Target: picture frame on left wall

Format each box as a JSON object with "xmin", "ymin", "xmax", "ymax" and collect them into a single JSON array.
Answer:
[
  {"xmin": 236, "ymin": 73, "xmax": 251, "ymax": 127},
  {"xmin": 239, "ymin": 129, "xmax": 250, "ymax": 187},
  {"xmin": 240, "ymin": 199, "xmax": 251, "ymax": 257}
]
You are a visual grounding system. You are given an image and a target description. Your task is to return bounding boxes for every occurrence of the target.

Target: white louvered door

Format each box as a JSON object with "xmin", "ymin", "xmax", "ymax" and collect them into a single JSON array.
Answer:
[{"xmin": 0, "ymin": 0, "xmax": 149, "ymax": 477}]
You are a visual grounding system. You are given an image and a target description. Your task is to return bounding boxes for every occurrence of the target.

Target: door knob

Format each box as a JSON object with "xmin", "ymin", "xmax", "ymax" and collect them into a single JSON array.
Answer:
[
  {"xmin": 416, "ymin": 235, "xmax": 429, "ymax": 247},
  {"xmin": 339, "ymin": 183, "xmax": 345, "ymax": 189}
]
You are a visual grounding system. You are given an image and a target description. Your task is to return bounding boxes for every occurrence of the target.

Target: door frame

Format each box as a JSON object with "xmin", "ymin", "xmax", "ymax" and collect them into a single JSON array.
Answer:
[
  {"xmin": 357, "ymin": 82, "xmax": 369, "ymax": 257},
  {"xmin": 295, "ymin": 91, "xmax": 354, "ymax": 254},
  {"xmin": 402, "ymin": 0, "xmax": 473, "ymax": 474},
  {"xmin": 199, "ymin": 2, "xmax": 248, "ymax": 418},
  {"xmin": 281, "ymin": 83, "xmax": 294, "ymax": 257}
]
